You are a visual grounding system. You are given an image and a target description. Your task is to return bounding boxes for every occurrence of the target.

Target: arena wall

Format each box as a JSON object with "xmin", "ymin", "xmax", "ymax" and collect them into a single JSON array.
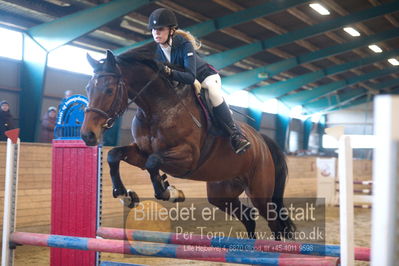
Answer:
[{"xmin": 0, "ymin": 142, "xmax": 372, "ymax": 236}]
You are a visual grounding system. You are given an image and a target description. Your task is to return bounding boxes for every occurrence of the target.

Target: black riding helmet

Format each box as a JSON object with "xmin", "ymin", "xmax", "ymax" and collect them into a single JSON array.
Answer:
[{"xmin": 148, "ymin": 8, "xmax": 178, "ymax": 29}]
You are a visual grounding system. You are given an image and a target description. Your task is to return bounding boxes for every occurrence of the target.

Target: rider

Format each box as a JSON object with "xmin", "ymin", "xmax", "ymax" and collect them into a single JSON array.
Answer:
[{"xmin": 148, "ymin": 8, "xmax": 251, "ymax": 155}]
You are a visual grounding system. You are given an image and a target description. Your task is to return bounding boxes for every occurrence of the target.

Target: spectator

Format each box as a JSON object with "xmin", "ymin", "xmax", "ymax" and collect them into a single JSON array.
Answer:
[
  {"xmin": 64, "ymin": 90, "xmax": 73, "ymax": 99},
  {"xmin": 39, "ymin": 106, "xmax": 57, "ymax": 143},
  {"xmin": 58, "ymin": 90, "xmax": 73, "ymax": 112},
  {"xmin": 0, "ymin": 100, "xmax": 15, "ymax": 141}
]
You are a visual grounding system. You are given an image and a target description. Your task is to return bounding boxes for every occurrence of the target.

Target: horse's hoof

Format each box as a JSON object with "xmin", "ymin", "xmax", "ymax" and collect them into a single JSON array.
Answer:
[
  {"xmin": 119, "ymin": 190, "xmax": 140, "ymax": 208},
  {"xmin": 113, "ymin": 187, "xmax": 127, "ymax": 198},
  {"xmin": 154, "ymin": 186, "xmax": 185, "ymax": 202},
  {"xmin": 167, "ymin": 186, "xmax": 185, "ymax": 203}
]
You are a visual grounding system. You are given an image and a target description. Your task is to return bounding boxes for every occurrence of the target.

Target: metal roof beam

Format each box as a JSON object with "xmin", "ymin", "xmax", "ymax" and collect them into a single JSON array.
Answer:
[
  {"xmin": 281, "ymin": 66, "xmax": 399, "ymax": 107},
  {"xmin": 155, "ymin": 0, "xmax": 269, "ymax": 73},
  {"xmin": 333, "ymin": 87, "xmax": 399, "ymax": 112},
  {"xmin": 317, "ymin": 94, "xmax": 370, "ymax": 113},
  {"xmin": 277, "ymin": 4, "xmax": 388, "ymax": 89},
  {"xmin": 210, "ymin": 0, "xmax": 321, "ymax": 77},
  {"xmin": 187, "ymin": 0, "xmax": 310, "ymax": 37},
  {"xmin": 114, "ymin": 0, "xmax": 310, "ymax": 54},
  {"xmin": 28, "ymin": 0, "xmax": 152, "ymax": 51},
  {"xmin": 304, "ymin": 78, "xmax": 399, "ymax": 113},
  {"xmin": 369, "ymin": 0, "xmax": 399, "ymax": 27},
  {"xmin": 306, "ymin": 89, "xmax": 367, "ymax": 111},
  {"xmin": 252, "ymin": 48, "xmax": 399, "ymax": 101},
  {"xmin": 221, "ymin": 27, "xmax": 399, "ymax": 91},
  {"xmin": 324, "ymin": 0, "xmax": 397, "ymax": 79},
  {"xmin": 205, "ymin": 1, "xmax": 399, "ymax": 70}
]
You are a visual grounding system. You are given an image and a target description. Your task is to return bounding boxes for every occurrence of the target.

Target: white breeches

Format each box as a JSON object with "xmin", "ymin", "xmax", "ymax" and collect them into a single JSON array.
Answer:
[{"xmin": 201, "ymin": 74, "xmax": 224, "ymax": 107}]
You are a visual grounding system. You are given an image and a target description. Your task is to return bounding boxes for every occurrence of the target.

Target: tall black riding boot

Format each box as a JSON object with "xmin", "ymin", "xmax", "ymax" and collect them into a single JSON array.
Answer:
[{"xmin": 214, "ymin": 101, "xmax": 251, "ymax": 154}]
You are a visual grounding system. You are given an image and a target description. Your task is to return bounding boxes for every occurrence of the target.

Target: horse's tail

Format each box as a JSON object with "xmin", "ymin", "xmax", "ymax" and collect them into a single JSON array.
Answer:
[{"xmin": 261, "ymin": 133, "xmax": 296, "ymax": 239}]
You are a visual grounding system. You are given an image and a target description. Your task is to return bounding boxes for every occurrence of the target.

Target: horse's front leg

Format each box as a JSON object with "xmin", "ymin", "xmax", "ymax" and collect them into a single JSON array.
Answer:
[
  {"xmin": 108, "ymin": 143, "xmax": 147, "ymax": 208},
  {"xmin": 145, "ymin": 153, "xmax": 185, "ymax": 202}
]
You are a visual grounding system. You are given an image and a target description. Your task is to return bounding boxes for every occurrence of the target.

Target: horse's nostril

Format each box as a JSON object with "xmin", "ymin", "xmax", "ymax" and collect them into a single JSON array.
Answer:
[
  {"xmin": 87, "ymin": 131, "xmax": 95, "ymax": 139},
  {"xmin": 82, "ymin": 131, "xmax": 97, "ymax": 145}
]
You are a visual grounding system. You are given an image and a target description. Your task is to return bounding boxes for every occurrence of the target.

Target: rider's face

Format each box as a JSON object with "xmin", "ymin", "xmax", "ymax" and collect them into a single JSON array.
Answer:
[{"xmin": 152, "ymin": 27, "xmax": 170, "ymax": 44}]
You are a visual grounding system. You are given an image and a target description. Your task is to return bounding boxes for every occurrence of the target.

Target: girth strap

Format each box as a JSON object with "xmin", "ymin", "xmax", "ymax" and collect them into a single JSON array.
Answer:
[{"xmin": 175, "ymin": 133, "xmax": 216, "ymax": 179}]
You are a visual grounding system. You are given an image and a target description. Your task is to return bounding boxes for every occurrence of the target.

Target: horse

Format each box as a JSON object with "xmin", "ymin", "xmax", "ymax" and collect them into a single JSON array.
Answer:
[{"xmin": 81, "ymin": 43, "xmax": 295, "ymax": 239}]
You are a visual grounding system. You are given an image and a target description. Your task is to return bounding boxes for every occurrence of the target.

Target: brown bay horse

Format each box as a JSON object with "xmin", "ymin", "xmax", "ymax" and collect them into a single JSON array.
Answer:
[{"xmin": 81, "ymin": 43, "xmax": 295, "ymax": 239}]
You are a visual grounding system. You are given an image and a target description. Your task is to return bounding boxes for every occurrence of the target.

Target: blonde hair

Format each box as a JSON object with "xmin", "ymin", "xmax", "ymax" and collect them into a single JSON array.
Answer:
[{"xmin": 174, "ymin": 29, "xmax": 201, "ymax": 50}]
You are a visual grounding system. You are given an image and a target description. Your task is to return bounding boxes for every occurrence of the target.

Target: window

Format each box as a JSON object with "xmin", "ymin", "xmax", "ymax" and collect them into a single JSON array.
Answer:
[
  {"xmin": 262, "ymin": 98, "xmax": 278, "ymax": 114},
  {"xmin": 289, "ymin": 131, "xmax": 299, "ymax": 153},
  {"xmin": 0, "ymin": 27, "xmax": 23, "ymax": 60},
  {"xmin": 0, "ymin": 26, "xmax": 104, "ymax": 75},
  {"xmin": 289, "ymin": 105, "xmax": 307, "ymax": 120},
  {"xmin": 47, "ymin": 45, "xmax": 104, "ymax": 75},
  {"xmin": 225, "ymin": 90, "xmax": 249, "ymax": 108}
]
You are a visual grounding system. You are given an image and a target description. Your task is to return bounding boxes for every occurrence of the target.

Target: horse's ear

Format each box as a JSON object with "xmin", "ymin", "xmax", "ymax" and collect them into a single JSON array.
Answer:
[
  {"xmin": 86, "ymin": 53, "xmax": 100, "ymax": 70},
  {"xmin": 105, "ymin": 50, "xmax": 116, "ymax": 66}
]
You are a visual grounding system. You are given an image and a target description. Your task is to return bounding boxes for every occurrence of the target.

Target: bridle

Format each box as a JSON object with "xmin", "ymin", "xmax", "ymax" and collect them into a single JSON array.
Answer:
[
  {"xmin": 84, "ymin": 72, "xmax": 127, "ymax": 129},
  {"xmin": 85, "ymin": 68, "xmax": 160, "ymax": 129}
]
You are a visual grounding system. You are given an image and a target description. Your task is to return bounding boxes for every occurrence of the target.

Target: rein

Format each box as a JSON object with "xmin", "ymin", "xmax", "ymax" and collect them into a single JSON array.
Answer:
[
  {"xmin": 85, "ymin": 59, "xmax": 200, "ymax": 130},
  {"xmin": 129, "ymin": 68, "xmax": 161, "ymax": 105},
  {"xmin": 85, "ymin": 69, "xmax": 160, "ymax": 129}
]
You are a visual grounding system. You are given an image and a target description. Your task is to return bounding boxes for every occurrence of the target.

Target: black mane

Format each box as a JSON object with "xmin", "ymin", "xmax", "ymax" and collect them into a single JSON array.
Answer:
[
  {"xmin": 115, "ymin": 42, "xmax": 187, "ymax": 92},
  {"xmin": 116, "ymin": 42, "xmax": 185, "ymax": 74},
  {"xmin": 116, "ymin": 42, "xmax": 160, "ymax": 72}
]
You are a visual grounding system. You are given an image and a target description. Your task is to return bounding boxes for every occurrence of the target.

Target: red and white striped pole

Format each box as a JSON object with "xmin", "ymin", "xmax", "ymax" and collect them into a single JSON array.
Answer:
[{"xmin": 1, "ymin": 129, "xmax": 21, "ymax": 266}]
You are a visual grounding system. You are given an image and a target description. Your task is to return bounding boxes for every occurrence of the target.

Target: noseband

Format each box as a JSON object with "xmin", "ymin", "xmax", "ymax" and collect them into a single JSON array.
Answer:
[{"xmin": 85, "ymin": 68, "xmax": 160, "ymax": 129}]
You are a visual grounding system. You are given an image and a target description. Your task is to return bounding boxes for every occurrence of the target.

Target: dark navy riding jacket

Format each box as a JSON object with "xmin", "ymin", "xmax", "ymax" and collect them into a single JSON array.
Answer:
[{"xmin": 154, "ymin": 34, "xmax": 217, "ymax": 84}]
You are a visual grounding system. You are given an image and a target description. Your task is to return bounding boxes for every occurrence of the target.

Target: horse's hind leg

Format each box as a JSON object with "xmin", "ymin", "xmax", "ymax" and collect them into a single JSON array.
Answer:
[
  {"xmin": 108, "ymin": 143, "xmax": 146, "ymax": 208},
  {"xmin": 250, "ymin": 196, "xmax": 284, "ymax": 240},
  {"xmin": 248, "ymin": 170, "xmax": 295, "ymax": 240},
  {"xmin": 145, "ymin": 153, "xmax": 185, "ymax": 202},
  {"xmin": 207, "ymin": 180, "xmax": 257, "ymax": 238}
]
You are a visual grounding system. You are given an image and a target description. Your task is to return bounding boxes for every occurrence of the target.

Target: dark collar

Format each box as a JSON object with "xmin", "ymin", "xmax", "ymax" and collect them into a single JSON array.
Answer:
[{"xmin": 171, "ymin": 34, "xmax": 188, "ymax": 48}]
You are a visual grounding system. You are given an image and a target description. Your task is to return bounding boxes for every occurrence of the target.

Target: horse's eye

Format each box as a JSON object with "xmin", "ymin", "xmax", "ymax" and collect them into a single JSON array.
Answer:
[{"xmin": 105, "ymin": 88, "xmax": 113, "ymax": 95}]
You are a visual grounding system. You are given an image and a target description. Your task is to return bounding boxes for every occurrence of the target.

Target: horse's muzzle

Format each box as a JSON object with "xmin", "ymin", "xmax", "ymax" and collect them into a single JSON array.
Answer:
[{"xmin": 81, "ymin": 131, "xmax": 98, "ymax": 146}]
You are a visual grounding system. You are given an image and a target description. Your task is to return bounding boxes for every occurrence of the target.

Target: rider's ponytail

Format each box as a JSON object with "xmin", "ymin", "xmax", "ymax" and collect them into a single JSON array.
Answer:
[{"xmin": 174, "ymin": 29, "xmax": 201, "ymax": 50}]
